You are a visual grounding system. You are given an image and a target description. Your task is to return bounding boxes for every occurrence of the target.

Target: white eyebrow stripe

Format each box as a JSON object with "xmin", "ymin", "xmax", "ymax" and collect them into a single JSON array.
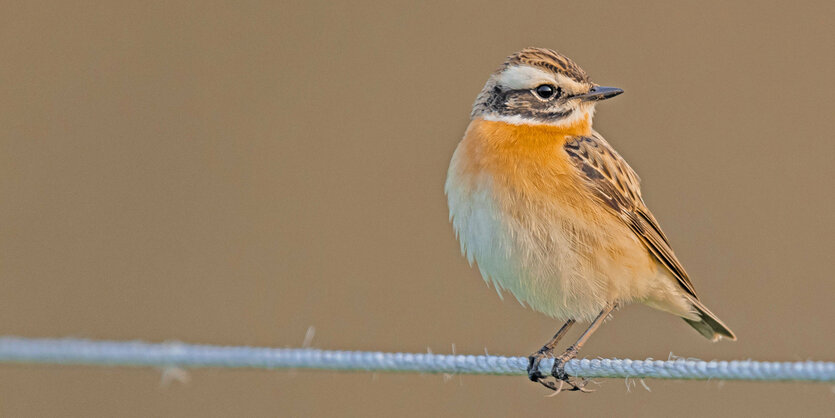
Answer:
[
  {"xmin": 496, "ymin": 65, "xmax": 555, "ymax": 90},
  {"xmin": 497, "ymin": 65, "xmax": 588, "ymax": 95}
]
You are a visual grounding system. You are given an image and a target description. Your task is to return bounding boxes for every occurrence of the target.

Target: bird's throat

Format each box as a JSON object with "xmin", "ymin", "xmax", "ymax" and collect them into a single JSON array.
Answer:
[{"xmin": 477, "ymin": 113, "xmax": 592, "ymax": 141}]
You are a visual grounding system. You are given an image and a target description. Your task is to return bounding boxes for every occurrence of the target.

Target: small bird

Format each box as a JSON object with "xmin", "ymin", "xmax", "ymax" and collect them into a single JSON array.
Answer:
[{"xmin": 445, "ymin": 47, "xmax": 735, "ymax": 391}]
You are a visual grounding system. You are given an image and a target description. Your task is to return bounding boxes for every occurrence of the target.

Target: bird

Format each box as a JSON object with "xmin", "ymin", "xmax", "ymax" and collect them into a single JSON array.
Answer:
[{"xmin": 445, "ymin": 47, "xmax": 736, "ymax": 391}]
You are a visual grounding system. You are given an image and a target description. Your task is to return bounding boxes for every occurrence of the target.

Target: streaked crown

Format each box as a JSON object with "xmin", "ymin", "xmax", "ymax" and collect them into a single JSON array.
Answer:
[{"xmin": 503, "ymin": 47, "xmax": 591, "ymax": 84}]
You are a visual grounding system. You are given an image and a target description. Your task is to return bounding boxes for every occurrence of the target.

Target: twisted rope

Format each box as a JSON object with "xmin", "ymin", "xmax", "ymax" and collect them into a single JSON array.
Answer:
[{"xmin": 0, "ymin": 337, "xmax": 832, "ymax": 382}]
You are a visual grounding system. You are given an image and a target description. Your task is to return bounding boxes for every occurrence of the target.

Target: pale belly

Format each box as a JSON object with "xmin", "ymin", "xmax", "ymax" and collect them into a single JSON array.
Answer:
[{"xmin": 446, "ymin": 170, "xmax": 677, "ymax": 322}]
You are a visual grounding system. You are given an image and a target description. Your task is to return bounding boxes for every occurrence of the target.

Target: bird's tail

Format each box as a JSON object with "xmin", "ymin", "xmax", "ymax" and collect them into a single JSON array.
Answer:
[{"xmin": 682, "ymin": 294, "xmax": 737, "ymax": 342}]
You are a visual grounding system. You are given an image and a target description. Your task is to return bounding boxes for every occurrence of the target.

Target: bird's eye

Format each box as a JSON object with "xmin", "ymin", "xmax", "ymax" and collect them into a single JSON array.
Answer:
[{"xmin": 534, "ymin": 84, "xmax": 560, "ymax": 100}]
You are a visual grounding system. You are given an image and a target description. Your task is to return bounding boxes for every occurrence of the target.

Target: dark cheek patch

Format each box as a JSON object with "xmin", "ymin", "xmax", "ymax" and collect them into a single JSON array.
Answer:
[
  {"xmin": 483, "ymin": 87, "xmax": 508, "ymax": 113},
  {"xmin": 497, "ymin": 90, "xmax": 574, "ymax": 121},
  {"xmin": 541, "ymin": 108, "xmax": 574, "ymax": 119}
]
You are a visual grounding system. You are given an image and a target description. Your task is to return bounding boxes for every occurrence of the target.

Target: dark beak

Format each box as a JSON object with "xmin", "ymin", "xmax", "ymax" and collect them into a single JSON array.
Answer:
[{"xmin": 575, "ymin": 86, "xmax": 623, "ymax": 102}]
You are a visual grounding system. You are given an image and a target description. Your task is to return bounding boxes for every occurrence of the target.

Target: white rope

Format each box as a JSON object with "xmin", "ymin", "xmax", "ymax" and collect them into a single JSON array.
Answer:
[{"xmin": 0, "ymin": 337, "xmax": 832, "ymax": 382}]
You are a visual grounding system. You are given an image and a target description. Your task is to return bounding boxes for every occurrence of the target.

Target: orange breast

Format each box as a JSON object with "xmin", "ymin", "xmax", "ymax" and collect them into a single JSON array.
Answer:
[{"xmin": 456, "ymin": 117, "xmax": 599, "ymax": 217}]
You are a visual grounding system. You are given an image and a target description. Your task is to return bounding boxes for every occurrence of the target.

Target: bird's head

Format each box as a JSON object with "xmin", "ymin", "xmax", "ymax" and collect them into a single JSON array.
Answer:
[{"xmin": 471, "ymin": 47, "xmax": 622, "ymax": 128}]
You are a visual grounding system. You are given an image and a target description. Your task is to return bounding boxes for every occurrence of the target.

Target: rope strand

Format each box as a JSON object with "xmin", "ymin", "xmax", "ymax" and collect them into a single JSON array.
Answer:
[{"xmin": 0, "ymin": 336, "xmax": 832, "ymax": 382}]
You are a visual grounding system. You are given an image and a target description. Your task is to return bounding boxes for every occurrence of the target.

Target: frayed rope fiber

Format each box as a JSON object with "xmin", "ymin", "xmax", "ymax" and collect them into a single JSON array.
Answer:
[{"xmin": 0, "ymin": 337, "xmax": 832, "ymax": 382}]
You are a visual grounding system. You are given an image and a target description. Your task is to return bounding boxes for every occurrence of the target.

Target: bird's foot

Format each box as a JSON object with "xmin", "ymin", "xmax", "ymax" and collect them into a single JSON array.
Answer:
[
  {"xmin": 528, "ymin": 347, "xmax": 592, "ymax": 393},
  {"xmin": 526, "ymin": 350, "xmax": 552, "ymax": 388},
  {"xmin": 548, "ymin": 347, "xmax": 594, "ymax": 393}
]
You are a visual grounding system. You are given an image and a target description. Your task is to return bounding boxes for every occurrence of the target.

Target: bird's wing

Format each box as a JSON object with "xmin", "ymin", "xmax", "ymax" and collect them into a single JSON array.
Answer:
[{"xmin": 563, "ymin": 134, "xmax": 699, "ymax": 298}]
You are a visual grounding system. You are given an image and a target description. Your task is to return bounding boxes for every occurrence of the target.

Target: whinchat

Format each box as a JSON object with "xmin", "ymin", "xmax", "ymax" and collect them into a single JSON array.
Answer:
[{"xmin": 445, "ymin": 47, "xmax": 735, "ymax": 391}]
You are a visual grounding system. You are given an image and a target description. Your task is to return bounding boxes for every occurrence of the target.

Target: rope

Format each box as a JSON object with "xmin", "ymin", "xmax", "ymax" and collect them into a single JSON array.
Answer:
[{"xmin": 0, "ymin": 336, "xmax": 832, "ymax": 382}]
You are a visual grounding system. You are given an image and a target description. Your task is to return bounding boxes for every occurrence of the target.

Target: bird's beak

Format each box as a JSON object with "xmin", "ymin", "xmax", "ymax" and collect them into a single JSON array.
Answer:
[{"xmin": 575, "ymin": 86, "xmax": 623, "ymax": 102}]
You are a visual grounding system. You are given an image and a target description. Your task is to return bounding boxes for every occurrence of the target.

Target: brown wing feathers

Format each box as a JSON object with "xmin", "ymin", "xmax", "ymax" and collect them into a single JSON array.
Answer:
[{"xmin": 563, "ymin": 135, "xmax": 699, "ymax": 299}]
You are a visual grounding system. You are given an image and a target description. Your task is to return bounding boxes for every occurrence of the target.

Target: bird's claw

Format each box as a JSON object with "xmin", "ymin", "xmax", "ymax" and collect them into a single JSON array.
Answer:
[
  {"xmin": 550, "ymin": 347, "xmax": 594, "ymax": 392},
  {"xmin": 527, "ymin": 347, "xmax": 593, "ymax": 394},
  {"xmin": 551, "ymin": 347, "xmax": 576, "ymax": 381},
  {"xmin": 528, "ymin": 351, "xmax": 560, "ymax": 390},
  {"xmin": 527, "ymin": 352, "xmax": 547, "ymax": 382}
]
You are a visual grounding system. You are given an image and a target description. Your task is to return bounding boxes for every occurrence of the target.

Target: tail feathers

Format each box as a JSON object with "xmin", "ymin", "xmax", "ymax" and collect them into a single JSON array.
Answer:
[{"xmin": 682, "ymin": 295, "xmax": 737, "ymax": 342}]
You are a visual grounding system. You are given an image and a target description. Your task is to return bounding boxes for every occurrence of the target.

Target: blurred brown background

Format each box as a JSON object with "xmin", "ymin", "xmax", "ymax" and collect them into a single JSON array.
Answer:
[{"xmin": 1, "ymin": 1, "xmax": 833, "ymax": 417}]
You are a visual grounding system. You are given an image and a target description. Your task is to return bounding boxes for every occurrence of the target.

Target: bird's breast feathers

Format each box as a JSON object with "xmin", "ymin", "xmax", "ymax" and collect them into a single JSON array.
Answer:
[{"xmin": 446, "ymin": 118, "xmax": 680, "ymax": 320}]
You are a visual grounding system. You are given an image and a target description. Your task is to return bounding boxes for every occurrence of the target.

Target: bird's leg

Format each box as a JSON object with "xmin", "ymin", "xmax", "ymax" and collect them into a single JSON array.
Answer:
[
  {"xmin": 527, "ymin": 319, "xmax": 575, "ymax": 387},
  {"xmin": 551, "ymin": 303, "xmax": 617, "ymax": 392}
]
